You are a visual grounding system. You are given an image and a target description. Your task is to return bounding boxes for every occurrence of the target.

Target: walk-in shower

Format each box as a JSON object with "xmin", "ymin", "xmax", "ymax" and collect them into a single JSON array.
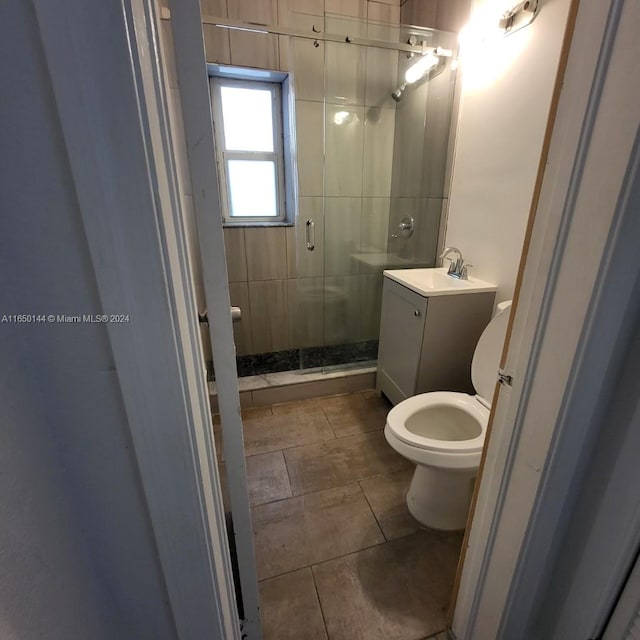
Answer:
[{"xmin": 215, "ymin": 12, "xmax": 459, "ymax": 380}]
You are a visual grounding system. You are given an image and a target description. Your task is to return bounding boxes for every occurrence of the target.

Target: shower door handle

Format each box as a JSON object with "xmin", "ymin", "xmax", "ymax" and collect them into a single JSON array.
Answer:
[{"xmin": 306, "ymin": 218, "xmax": 315, "ymax": 251}]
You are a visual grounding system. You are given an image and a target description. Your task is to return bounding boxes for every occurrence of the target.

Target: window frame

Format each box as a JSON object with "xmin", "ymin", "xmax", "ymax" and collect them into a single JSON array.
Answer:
[{"xmin": 209, "ymin": 76, "xmax": 287, "ymax": 225}]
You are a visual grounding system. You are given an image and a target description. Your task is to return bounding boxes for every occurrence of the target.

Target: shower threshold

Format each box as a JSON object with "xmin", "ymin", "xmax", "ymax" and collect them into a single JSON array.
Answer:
[{"xmin": 209, "ymin": 363, "xmax": 377, "ymax": 411}]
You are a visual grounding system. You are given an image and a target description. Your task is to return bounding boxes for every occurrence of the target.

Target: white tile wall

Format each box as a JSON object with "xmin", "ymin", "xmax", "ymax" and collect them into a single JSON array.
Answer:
[
  {"xmin": 367, "ymin": 1, "xmax": 400, "ymax": 24},
  {"xmin": 245, "ymin": 228, "xmax": 288, "ymax": 280},
  {"xmin": 324, "ymin": 197, "xmax": 362, "ymax": 276},
  {"xmin": 324, "ymin": 41, "xmax": 366, "ymax": 105},
  {"xmin": 223, "ymin": 228, "xmax": 248, "ymax": 282},
  {"xmin": 203, "ymin": 24, "xmax": 231, "ymax": 64},
  {"xmin": 230, "ymin": 31, "xmax": 280, "ymax": 70},
  {"xmin": 365, "ymin": 46, "xmax": 398, "ymax": 108},
  {"xmin": 296, "ymin": 100, "xmax": 324, "ymax": 197},
  {"xmin": 278, "ymin": 0, "xmax": 325, "ymax": 23},
  {"xmin": 360, "ymin": 197, "xmax": 390, "ymax": 256},
  {"xmin": 289, "ymin": 16, "xmax": 325, "ymax": 100},
  {"xmin": 363, "ymin": 106, "xmax": 395, "ymax": 197},
  {"xmin": 324, "ymin": 104, "xmax": 364, "ymax": 197},
  {"xmin": 248, "ymin": 280, "xmax": 290, "ymax": 352},
  {"xmin": 287, "ymin": 277, "xmax": 325, "ymax": 348},
  {"xmin": 358, "ymin": 273, "xmax": 384, "ymax": 340},
  {"xmin": 324, "ymin": 0, "xmax": 367, "ymax": 20},
  {"xmin": 200, "ymin": 0, "xmax": 227, "ymax": 16},
  {"xmin": 227, "ymin": 0, "xmax": 276, "ymax": 22}
]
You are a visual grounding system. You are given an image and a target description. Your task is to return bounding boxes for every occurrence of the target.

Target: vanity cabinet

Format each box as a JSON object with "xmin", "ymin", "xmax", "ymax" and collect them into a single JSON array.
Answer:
[{"xmin": 377, "ymin": 276, "xmax": 496, "ymax": 405}]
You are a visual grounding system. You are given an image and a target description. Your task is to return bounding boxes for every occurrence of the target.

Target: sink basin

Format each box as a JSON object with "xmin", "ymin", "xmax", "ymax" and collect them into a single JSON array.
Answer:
[{"xmin": 383, "ymin": 267, "xmax": 497, "ymax": 297}]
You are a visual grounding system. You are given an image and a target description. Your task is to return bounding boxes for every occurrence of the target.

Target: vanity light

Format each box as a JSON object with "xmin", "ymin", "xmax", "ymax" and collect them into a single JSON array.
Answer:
[
  {"xmin": 459, "ymin": 0, "xmax": 539, "ymax": 49},
  {"xmin": 498, "ymin": 0, "xmax": 539, "ymax": 35},
  {"xmin": 404, "ymin": 52, "xmax": 440, "ymax": 84}
]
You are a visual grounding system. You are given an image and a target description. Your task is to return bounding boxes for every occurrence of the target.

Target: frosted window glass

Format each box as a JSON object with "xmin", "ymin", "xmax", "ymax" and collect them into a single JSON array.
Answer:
[
  {"xmin": 220, "ymin": 86, "xmax": 274, "ymax": 152},
  {"xmin": 227, "ymin": 160, "xmax": 277, "ymax": 217}
]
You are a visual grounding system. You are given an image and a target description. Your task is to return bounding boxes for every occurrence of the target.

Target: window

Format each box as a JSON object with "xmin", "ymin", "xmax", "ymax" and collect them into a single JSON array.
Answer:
[{"xmin": 210, "ymin": 76, "xmax": 287, "ymax": 224}]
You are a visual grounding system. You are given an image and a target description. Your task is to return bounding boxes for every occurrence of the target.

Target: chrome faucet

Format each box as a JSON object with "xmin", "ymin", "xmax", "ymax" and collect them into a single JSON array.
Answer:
[{"xmin": 439, "ymin": 246, "xmax": 471, "ymax": 280}]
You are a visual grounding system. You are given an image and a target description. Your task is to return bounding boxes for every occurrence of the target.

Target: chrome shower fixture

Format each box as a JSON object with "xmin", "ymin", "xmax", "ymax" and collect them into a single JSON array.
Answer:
[
  {"xmin": 390, "ymin": 46, "xmax": 453, "ymax": 101},
  {"xmin": 391, "ymin": 84, "xmax": 407, "ymax": 102}
]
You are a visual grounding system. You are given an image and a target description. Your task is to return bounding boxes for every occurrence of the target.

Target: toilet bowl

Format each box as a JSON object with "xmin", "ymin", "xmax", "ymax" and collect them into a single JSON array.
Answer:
[{"xmin": 384, "ymin": 300, "xmax": 512, "ymax": 530}]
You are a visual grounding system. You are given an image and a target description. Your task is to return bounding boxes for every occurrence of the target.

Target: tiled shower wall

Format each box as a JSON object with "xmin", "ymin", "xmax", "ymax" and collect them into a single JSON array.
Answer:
[
  {"xmin": 204, "ymin": 0, "xmax": 403, "ymax": 358},
  {"xmin": 387, "ymin": 0, "xmax": 471, "ymax": 265},
  {"xmin": 386, "ymin": 26, "xmax": 461, "ymax": 266},
  {"xmin": 158, "ymin": 0, "xmax": 465, "ymax": 363}
]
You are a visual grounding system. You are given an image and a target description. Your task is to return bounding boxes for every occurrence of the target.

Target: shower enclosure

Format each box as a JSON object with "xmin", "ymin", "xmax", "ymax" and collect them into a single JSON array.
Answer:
[{"xmin": 226, "ymin": 12, "xmax": 458, "ymax": 378}]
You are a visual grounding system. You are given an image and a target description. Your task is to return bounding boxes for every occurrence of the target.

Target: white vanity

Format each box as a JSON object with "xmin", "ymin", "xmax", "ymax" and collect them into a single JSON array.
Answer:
[{"xmin": 377, "ymin": 268, "xmax": 497, "ymax": 405}]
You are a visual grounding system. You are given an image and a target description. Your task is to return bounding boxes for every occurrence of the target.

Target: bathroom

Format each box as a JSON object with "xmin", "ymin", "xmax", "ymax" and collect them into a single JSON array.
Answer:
[{"xmin": 159, "ymin": 0, "xmax": 574, "ymax": 638}]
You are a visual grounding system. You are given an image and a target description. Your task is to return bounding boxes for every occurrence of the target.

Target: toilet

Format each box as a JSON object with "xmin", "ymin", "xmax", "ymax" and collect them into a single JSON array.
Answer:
[{"xmin": 384, "ymin": 301, "xmax": 512, "ymax": 530}]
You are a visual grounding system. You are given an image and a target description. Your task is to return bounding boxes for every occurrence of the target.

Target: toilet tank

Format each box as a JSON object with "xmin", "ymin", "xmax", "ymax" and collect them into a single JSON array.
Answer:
[{"xmin": 471, "ymin": 301, "xmax": 513, "ymax": 407}]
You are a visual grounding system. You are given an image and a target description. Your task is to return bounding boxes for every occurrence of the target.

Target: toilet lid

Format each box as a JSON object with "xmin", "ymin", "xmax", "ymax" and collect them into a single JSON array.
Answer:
[{"xmin": 471, "ymin": 301, "xmax": 512, "ymax": 406}]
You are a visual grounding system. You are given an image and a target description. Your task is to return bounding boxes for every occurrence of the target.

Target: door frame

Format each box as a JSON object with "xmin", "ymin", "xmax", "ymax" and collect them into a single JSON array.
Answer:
[{"xmin": 452, "ymin": 0, "xmax": 640, "ymax": 637}]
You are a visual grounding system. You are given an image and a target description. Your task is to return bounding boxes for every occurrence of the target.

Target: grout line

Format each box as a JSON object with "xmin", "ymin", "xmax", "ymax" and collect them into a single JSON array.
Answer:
[
  {"xmin": 259, "ymin": 526, "xmax": 438, "ymax": 585},
  {"xmin": 320, "ymin": 406, "xmax": 339, "ymax": 438},
  {"xmin": 358, "ymin": 479, "xmax": 388, "ymax": 542},
  {"xmin": 419, "ymin": 630, "xmax": 448, "ymax": 640},
  {"xmin": 260, "ymin": 537, "xmax": 391, "ymax": 584},
  {"xmin": 280, "ymin": 447, "xmax": 295, "ymax": 498},
  {"xmin": 289, "ymin": 461, "xmax": 411, "ymax": 497},
  {"xmin": 243, "ymin": 422, "xmax": 386, "ymax": 459},
  {"xmin": 309, "ymin": 567, "xmax": 330, "ymax": 640}
]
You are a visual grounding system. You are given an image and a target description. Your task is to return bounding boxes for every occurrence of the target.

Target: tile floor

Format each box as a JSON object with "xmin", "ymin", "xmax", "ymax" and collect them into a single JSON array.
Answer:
[{"xmin": 215, "ymin": 390, "xmax": 462, "ymax": 640}]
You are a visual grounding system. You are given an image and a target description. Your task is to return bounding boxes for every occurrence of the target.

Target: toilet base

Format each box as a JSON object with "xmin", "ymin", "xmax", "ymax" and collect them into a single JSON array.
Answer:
[{"xmin": 407, "ymin": 464, "xmax": 476, "ymax": 531}]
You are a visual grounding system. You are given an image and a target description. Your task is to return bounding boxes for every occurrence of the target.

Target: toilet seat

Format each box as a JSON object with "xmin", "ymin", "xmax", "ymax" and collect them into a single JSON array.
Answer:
[{"xmin": 386, "ymin": 392, "xmax": 488, "ymax": 454}]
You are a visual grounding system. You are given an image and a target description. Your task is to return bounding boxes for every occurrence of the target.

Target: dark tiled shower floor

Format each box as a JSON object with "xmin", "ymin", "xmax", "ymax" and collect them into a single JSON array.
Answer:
[{"xmin": 232, "ymin": 340, "xmax": 379, "ymax": 377}]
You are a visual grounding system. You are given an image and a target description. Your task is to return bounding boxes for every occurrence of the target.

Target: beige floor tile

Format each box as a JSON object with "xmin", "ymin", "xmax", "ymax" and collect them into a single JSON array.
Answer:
[
  {"xmin": 270, "ymin": 396, "xmax": 330, "ymax": 415},
  {"xmin": 312, "ymin": 530, "xmax": 463, "ymax": 640},
  {"xmin": 252, "ymin": 484, "xmax": 385, "ymax": 580},
  {"xmin": 243, "ymin": 409, "xmax": 335, "ymax": 456},
  {"xmin": 213, "ymin": 406, "xmax": 273, "ymax": 461},
  {"xmin": 212, "ymin": 405, "xmax": 273, "ymax": 425},
  {"xmin": 417, "ymin": 633, "xmax": 448, "ymax": 640},
  {"xmin": 218, "ymin": 451, "xmax": 292, "ymax": 510},
  {"xmin": 259, "ymin": 568, "xmax": 327, "ymax": 640},
  {"xmin": 320, "ymin": 390, "xmax": 391, "ymax": 437},
  {"xmin": 246, "ymin": 451, "xmax": 292, "ymax": 507},
  {"xmin": 359, "ymin": 467, "xmax": 420, "ymax": 540},
  {"xmin": 284, "ymin": 431, "xmax": 411, "ymax": 495}
]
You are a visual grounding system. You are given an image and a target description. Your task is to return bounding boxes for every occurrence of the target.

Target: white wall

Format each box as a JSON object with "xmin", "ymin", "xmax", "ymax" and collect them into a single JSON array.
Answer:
[
  {"xmin": 0, "ymin": 2, "xmax": 177, "ymax": 638},
  {"xmin": 444, "ymin": 0, "xmax": 573, "ymax": 302}
]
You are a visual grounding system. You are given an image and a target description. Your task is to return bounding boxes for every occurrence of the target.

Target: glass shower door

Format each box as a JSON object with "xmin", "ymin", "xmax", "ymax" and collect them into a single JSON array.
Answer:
[
  {"xmin": 320, "ymin": 16, "xmax": 390, "ymax": 371},
  {"xmin": 287, "ymin": 13, "xmax": 458, "ymax": 373},
  {"xmin": 320, "ymin": 16, "xmax": 458, "ymax": 372}
]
